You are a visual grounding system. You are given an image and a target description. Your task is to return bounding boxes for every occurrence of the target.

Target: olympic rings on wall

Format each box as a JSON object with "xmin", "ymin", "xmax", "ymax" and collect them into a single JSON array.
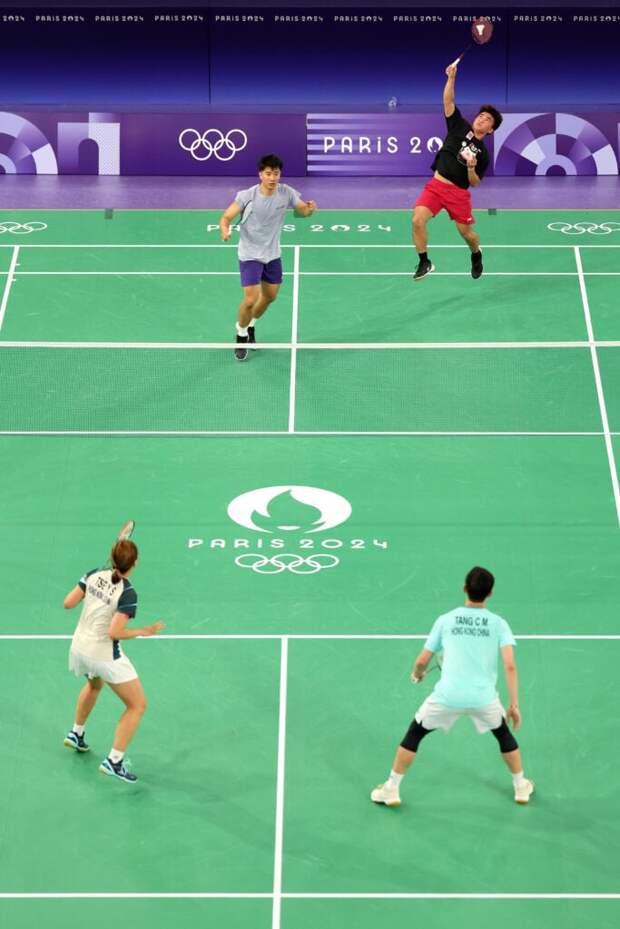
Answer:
[{"xmin": 178, "ymin": 128, "xmax": 248, "ymax": 162}]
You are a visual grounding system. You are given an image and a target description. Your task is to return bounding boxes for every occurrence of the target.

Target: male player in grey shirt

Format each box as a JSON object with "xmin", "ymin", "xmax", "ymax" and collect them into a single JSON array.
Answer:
[{"xmin": 220, "ymin": 153, "xmax": 316, "ymax": 360}]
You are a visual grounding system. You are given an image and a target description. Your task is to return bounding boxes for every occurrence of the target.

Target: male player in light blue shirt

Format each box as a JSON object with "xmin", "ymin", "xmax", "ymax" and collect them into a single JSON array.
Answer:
[{"xmin": 371, "ymin": 566, "xmax": 534, "ymax": 806}]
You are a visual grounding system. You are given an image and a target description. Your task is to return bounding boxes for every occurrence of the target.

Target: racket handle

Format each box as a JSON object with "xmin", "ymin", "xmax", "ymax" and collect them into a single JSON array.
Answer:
[{"xmin": 450, "ymin": 43, "xmax": 472, "ymax": 69}]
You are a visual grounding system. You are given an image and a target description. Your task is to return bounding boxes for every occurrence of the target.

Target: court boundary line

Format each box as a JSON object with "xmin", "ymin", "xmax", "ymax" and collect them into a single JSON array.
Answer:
[
  {"xmin": 2, "ymin": 243, "xmax": 620, "ymax": 249},
  {"xmin": 575, "ymin": 245, "xmax": 620, "ymax": 525},
  {"xmin": 7, "ymin": 271, "xmax": 620, "ymax": 278},
  {"xmin": 0, "ymin": 892, "xmax": 618, "ymax": 900},
  {"xmin": 0, "ymin": 431, "xmax": 615, "ymax": 437},
  {"xmin": 0, "ymin": 245, "xmax": 20, "ymax": 333},
  {"xmin": 272, "ymin": 637, "xmax": 289, "ymax": 929},
  {"xmin": 288, "ymin": 247, "xmax": 300, "ymax": 433},
  {"xmin": 3, "ymin": 634, "xmax": 620, "ymax": 641},
  {"xmin": 3, "ymin": 340, "xmax": 620, "ymax": 350}
]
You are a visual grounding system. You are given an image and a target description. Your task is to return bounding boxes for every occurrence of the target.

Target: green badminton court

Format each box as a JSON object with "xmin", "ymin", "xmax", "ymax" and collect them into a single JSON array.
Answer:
[{"xmin": 0, "ymin": 208, "xmax": 619, "ymax": 929}]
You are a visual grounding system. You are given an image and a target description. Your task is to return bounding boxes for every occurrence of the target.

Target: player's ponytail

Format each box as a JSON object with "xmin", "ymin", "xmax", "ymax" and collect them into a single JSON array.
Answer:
[{"xmin": 111, "ymin": 540, "xmax": 138, "ymax": 584}]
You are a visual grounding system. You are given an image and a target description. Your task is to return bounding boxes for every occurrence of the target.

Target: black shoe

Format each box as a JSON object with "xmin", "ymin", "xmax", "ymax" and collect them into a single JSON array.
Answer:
[
  {"xmin": 235, "ymin": 334, "xmax": 249, "ymax": 361},
  {"xmin": 471, "ymin": 250, "xmax": 483, "ymax": 279},
  {"xmin": 248, "ymin": 326, "xmax": 257, "ymax": 350},
  {"xmin": 413, "ymin": 258, "xmax": 435, "ymax": 281}
]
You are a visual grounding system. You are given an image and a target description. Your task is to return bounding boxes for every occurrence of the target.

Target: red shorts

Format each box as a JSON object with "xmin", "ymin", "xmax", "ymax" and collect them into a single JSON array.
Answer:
[{"xmin": 415, "ymin": 177, "xmax": 475, "ymax": 225}]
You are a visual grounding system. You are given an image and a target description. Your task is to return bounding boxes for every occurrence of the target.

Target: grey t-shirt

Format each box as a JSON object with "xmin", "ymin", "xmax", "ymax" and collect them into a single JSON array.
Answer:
[{"xmin": 235, "ymin": 183, "xmax": 301, "ymax": 262}]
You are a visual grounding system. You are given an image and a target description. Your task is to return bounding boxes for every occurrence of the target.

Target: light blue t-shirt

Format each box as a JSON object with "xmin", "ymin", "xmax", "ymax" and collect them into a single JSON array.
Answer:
[
  {"xmin": 424, "ymin": 606, "xmax": 516, "ymax": 708},
  {"xmin": 235, "ymin": 183, "xmax": 301, "ymax": 263}
]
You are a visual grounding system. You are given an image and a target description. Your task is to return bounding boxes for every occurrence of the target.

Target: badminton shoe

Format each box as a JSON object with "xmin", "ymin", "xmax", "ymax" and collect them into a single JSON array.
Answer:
[
  {"xmin": 370, "ymin": 782, "xmax": 401, "ymax": 806},
  {"xmin": 514, "ymin": 779, "xmax": 534, "ymax": 804},
  {"xmin": 248, "ymin": 325, "xmax": 257, "ymax": 350},
  {"xmin": 471, "ymin": 250, "xmax": 483, "ymax": 279},
  {"xmin": 99, "ymin": 757, "xmax": 138, "ymax": 783},
  {"xmin": 414, "ymin": 257, "xmax": 434, "ymax": 281},
  {"xmin": 63, "ymin": 730, "xmax": 90, "ymax": 753},
  {"xmin": 235, "ymin": 334, "xmax": 249, "ymax": 361}
]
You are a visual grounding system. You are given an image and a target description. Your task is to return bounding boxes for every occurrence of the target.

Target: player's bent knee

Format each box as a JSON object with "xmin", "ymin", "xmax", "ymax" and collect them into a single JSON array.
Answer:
[
  {"xmin": 400, "ymin": 719, "xmax": 434, "ymax": 752},
  {"xmin": 491, "ymin": 719, "xmax": 518, "ymax": 753}
]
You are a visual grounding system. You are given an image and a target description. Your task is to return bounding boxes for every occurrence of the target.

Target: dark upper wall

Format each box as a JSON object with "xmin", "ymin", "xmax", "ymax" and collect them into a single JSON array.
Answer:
[{"xmin": 5, "ymin": 0, "xmax": 620, "ymax": 7}]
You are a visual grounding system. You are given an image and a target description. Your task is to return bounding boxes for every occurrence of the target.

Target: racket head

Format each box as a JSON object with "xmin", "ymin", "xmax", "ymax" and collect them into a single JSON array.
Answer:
[
  {"xmin": 472, "ymin": 17, "xmax": 493, "ymax": 45},
  {"xmin": 117, "ymin": 519, "xmax": 135, "ymax": 541}
]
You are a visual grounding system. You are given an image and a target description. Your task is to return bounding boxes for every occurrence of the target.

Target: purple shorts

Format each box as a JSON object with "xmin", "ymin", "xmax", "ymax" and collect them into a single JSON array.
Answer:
[{"xmin": 239, "ymin": 258, "xmax": 283, "ymax": 287}]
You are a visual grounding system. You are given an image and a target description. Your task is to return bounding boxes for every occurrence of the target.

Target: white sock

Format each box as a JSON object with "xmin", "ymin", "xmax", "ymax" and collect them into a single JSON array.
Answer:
[
  {"xmin": 236, "ymin": 323, "xmax": 248, "ymax": 337},
  {"xmin": 249, "ymin": 319, "xmax": 257, "ymax": 328},
  {"xmin": 387, "ymin": 769, "xmax": 404, "ymax": 788},
  {"xmin": 109, "ymin": 748, "xmax": 124, "ymax": 764},
  {"xmin": 73, "ymin": 723, "xmax": 84, "ymax": 736},
  {"xmin": 512, "ymin": 770, "xmax": 526, "ymax": 787}
]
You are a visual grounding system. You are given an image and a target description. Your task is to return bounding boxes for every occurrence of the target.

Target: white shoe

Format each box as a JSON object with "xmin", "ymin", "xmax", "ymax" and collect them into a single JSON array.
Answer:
[
  {"xmin": 514, "ymin": 778, "xmax": 534, "ymax": 804},
  {"xmin": 371, "ymin": 782, "xmax": 401, "ymax": 806}
]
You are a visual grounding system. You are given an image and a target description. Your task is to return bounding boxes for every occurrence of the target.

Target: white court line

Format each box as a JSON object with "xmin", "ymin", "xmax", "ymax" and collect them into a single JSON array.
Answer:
[
  {"xmin": 272, "ymin": 637, "xmax": 289, "ymax": 929},
  {"xmin": 1, "ymin": 243, "xmax": 619, "ymax": 249},
  {"xmin": 0, "ymin": 246, "xmax": 20, "ymax": 333},
  {"xmin": 286, "ymin": 893, "xmax": 620, "ymax": 900},
  {"xmin": 8, "ymin": 271, "xmax": 603, "ymax": 277},
  {"xmin": 3, "ymin": 340, "xmax": 620, "ymax": 349},
  {"xmin": 575, "ymin": 246, "xmax": 620, "ymax": 526},
  {"xmin": 1, "ymin": 892, "xmax": 618, "ymax": 900},
  {"xmin": 0, "ymin": 430, "xmax": 613, "ymax": 437},
  {"xmin": 0, "ymin": 893, "xmax": 272, "ymax": 899},
  {"xmin": 288, "ymin": 246, "xmax": 300, "ymax": 433},
  {"xmin": 2, "ymin": 634, "xmax": 620, "ymax": 640}
]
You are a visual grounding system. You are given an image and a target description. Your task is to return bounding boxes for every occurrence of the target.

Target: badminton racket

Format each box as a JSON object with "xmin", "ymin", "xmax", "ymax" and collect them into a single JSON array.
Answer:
[
  {"xmin": 116, "ymin": 519, "xmax": 135, "ymax": 541},
  {"xmin": 411, "ymin": 650, "xmax": 444, "ymax": 684},
  {"xmin": 105, "ymin": 520, "xmax": 135, "ymax": 569},
  {"xmin": 449, "ymin": 16, "xmax": 494, "ymax": 69}
]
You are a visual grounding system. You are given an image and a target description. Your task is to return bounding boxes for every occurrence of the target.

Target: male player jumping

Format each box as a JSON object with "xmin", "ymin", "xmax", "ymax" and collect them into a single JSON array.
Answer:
[
  {"xmin": 371, "ymin": 567, "xmax": 534, "ymax": 806},
  {"xmin": 413, "ymin": 64, "xmax": 502, "ymax": 281},
  {"xmin": 220, "ymin": 153, "xmax": 316, "ymax": 361}
]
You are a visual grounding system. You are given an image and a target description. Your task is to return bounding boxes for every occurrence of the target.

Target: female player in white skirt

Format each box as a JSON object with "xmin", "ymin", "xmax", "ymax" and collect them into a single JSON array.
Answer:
[{"xmin": 63, "ymin": 539, "xmax": 164, "ymax": 782}]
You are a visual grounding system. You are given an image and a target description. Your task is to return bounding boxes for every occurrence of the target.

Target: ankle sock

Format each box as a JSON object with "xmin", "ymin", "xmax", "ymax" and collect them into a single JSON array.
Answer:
[
  {"xmin": 73, "ymin": 723, "xmax": 84, "ymax": 736},
  {"xmin": 387, "ymin": 770, "xmax": 404, "ymax": 788}
]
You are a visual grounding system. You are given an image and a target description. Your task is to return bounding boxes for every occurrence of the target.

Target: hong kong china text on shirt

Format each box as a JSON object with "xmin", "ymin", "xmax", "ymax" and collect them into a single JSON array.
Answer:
[{"xmin": 451, "ymin": 615, "xmax": 491, "ymax": 637}]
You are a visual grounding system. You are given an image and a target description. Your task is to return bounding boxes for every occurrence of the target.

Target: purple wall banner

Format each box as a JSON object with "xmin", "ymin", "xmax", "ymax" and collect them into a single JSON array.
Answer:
[
  {"xmin": 306, "ymin": 113, "xmax": 453, "ymax": 176},
  {"xmin": 0, "ymin": 111, "xmax": 119, "ymax": 175},
  {"xmin": 0, "ymin": 108, "xmax": 617, "ymax": 177},
  {"xmin": 493, "ymin": 112, "xmax": 619, "ymax": 176},
  {"xmin": 0, "ymin": 111, "xmax": 307, "ymax": 176},
  {"xmin": 122, "ymin": 113, "xmax": 307, "ymax": 175}
]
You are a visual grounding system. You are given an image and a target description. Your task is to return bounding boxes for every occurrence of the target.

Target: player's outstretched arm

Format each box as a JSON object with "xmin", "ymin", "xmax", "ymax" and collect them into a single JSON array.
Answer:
[
  {"xmin": 410, "ymin": 647, "xmax": 434, "ymax": 683},
  {"xmin": 108, "ymin": 612, "xmax": 166, "ymax": 640},
  {"xmin": 64, "ymin": 586, "xmax": 85, "ymax": 609},
  {"xmin": 501, "ymin": 645, "xmax": 522, "ymax": 730},
  {"xmin": 443, "ymin": 63, "xmax": 457, "ymax": 117},
  {"xmin": 219, "ymin": 201, "xmax": 241, "ymax": 241},
  {"xmin": 294, "ymin": 199, "xmax": 317, "ymax": 217}
]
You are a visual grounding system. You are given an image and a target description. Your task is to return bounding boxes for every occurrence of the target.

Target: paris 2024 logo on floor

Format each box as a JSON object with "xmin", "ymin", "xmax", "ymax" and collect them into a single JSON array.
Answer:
[{"xmin": 187, "ymin": 485, "xmax": 389, "ymax": 574}]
